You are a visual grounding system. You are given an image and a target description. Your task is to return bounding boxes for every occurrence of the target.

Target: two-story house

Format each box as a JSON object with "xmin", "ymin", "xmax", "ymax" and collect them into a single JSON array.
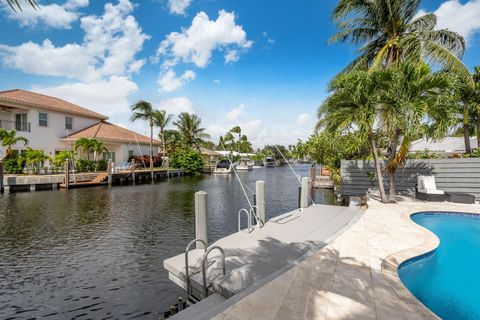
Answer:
[{"xmin": 0, "ymin": 89, "xmax": 159, "ymax": 164}]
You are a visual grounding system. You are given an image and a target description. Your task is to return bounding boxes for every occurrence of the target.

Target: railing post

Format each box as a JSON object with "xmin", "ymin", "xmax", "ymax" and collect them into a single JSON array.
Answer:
[
  {"xmin": 300, "ymin": 177, "xmax": 310, "ymax": 209},
  {"xmin": 131, "ymin": 159, "xmax": 136, "ymax": 185},
  {"xmin": 0, "ymin": 160, "xmax": 4, "ymax": 194},
  {"xmin": 107, "ymin": 160, "xmax": 112, "ymax": 187},
  {"xmin": 195, "ymin": 191, "xmax": 208, "ymax": 249},
  {"xmin": 256, "ymin": 180, "xmax": 265, "ymax": 227},
  {"xmin": 64, "ymin": 159, "xmax": 70, "ymax": 190}
]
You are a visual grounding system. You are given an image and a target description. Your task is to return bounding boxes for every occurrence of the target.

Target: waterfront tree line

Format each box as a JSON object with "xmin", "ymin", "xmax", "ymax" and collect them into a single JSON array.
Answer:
[{"xmin": 293, "ymin": 0, "xmax": 480, "ymax": 203}]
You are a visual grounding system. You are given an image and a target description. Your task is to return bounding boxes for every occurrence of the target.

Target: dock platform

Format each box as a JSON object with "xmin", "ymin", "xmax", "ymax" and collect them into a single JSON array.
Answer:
[{"xmin": 164, "ymin": 204, "xmax": 361, "ymax": 311}]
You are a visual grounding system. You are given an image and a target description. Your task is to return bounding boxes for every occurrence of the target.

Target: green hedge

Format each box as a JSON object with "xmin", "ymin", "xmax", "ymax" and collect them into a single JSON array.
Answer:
[
  {"xmin": 75, "ymin": 159, "xmax": 108, "ymax": 172},
  {"xmin": 170, "ymin": 148, "xmax": 204, "ymax": 175}
]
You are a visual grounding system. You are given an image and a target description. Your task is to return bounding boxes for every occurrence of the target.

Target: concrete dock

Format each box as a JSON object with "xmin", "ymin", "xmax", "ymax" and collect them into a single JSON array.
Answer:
[{"xmin": 163, "ymin": 204, "xmax": 361, "ymax": 318}]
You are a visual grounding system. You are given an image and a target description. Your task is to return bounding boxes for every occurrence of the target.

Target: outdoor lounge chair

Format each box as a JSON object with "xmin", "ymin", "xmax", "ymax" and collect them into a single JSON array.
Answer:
[
  {"xmin": 415, "ymin": 175, "xmax": 446, "ymax": 202},
  {"xmin": 445, "ymin": 192, "xmax": 476, "ymax": 204}
]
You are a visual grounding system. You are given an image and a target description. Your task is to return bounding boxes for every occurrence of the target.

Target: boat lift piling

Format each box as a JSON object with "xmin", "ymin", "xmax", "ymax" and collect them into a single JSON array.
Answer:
[
  {"xmin": 195, "ymin": 191, "xmax": 208, "ymax": 249},
  {"xmin": 256, "ymin": 180, "xmax": 265, "ymax": 226},
  {"xmin": 107, "ymin": 160, "xmax": 113, "ymax": 187},
  {"xmin": 300, "ymin": 177, "xmax": 310, "ymax": 209}
]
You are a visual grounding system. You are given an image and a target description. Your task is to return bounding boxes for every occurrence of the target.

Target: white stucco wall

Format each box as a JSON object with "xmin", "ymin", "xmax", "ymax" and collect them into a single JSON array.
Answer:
[
  {"xmin": 0, "ymin": 104, "xmax": 99, "ymax": 158},
  {"xmin": 0, "ymin": 102, "xmax": 158, "ymax": 164}
]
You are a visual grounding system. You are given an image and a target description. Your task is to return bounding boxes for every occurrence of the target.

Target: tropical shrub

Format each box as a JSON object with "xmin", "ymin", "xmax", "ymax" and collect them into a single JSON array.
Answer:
[
  {"xmin": 52, "ymin": 151, "xmax": 74, "ymax": 167},
  {"xmin": 170, "ymin": 147, "xmax": 204, "ymax": 175},
  {"xmin": 76, "ymin": 159, "xmax": 96, "ymax": 172},
  {"xmin": 408, "ymin": 149, "xmax": 440, "ymax": 159},
  {"xmin": 24, "ymin": 148, "xmax": 50, "ymax": 174},
  {"xmin": 96, "ymin": 159, "xmax": 108, "ymax": 171},
  {"xmin": 3, "ymin": 158, "xmax": 24, "ymax": 174}
]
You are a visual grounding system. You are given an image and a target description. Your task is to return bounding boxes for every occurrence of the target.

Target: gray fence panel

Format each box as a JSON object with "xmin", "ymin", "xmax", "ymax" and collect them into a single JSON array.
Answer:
[{"xmin": 341, "ymin": 158, "xmax": 480, "ymax": 197}]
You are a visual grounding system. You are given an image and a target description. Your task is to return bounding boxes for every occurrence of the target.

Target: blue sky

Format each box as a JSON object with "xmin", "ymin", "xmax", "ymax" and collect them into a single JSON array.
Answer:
[{"xmin": 1, "ymin": 0, "xmax": 479, "ymax": 147}]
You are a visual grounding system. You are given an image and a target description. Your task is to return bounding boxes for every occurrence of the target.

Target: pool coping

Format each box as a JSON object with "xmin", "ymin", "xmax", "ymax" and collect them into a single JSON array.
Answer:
[{"xmin": 381, "ymin": 209, "xmax": 480, "ymax": 320}]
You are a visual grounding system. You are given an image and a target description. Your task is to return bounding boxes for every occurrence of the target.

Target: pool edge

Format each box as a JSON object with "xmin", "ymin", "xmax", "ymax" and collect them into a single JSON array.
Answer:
[{"xmin": 381, "ymin": 210, "xmax": 480, "ymax": 320}]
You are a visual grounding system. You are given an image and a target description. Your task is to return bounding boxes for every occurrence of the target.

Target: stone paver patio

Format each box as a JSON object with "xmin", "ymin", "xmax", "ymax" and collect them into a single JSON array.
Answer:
[{"xmin": 211, "ymin": 199, "xmax": 480, "ymax": 320}]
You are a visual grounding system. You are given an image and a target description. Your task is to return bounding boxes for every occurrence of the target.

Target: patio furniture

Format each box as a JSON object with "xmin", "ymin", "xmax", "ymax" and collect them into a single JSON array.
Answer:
[
  {"xmin": 415, "ymin": 175, "xmax": 446, "ymax": 202},
  {"xmin": 445, "ymin": 192, "xmax": 476, "ymax": 204}
]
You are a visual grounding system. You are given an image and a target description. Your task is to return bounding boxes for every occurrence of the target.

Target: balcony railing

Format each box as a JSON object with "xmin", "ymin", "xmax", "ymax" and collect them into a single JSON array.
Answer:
[{"xmin": 0, "ymin": 119, "xmax": 31, "ymax": 132}]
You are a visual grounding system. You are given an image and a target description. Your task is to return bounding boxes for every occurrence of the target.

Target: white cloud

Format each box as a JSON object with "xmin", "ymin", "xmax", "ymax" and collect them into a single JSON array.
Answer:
[
  {"xmin": 262, "ymin": 31, "xmax": 275, "ymax": 44},
  {"xmin": 0, "ymin": 0, "xmax": 149, "ymax": 81},
  {"xmin": 157, "ymin": 69, "xmax": 196, "ymax": 92},
  {"xmin": 158, "ymin": 97, "xmax": 194, "ymax": 114},
  {"xmin": 4, "ymin": 0, "xmax": 89, "ymax": 29},
  {"xmin": 415, "ymin": 0, "xmax": 480, "ymax": 43},
  {"xmin": 154, "ymin": 10, "xmax": 252, "ymax": 91},
  {"xmin": 1, "ymin": 0, "xmax": 148, "ymax": 123},
  {"xmin": 297, "ymin": 113, "xmax": 311, "ymax": 125},
  {"xmin": 167, "ymin": 0, "xmax": 192, "ymax": 15},
  {"xmin": 225, "ymin": 104, "xmax": 245, "ymax": 121},
  {"xmin": 213, "ymin": 79, "xmax": 221, "ymax": 84},
  {"xmin": 224, "ymin": 50, "xmax": 239, "ymax": 63},
  {"xmin": 32, "ymin": 76, "xmax": 138, "ymax": 116}
]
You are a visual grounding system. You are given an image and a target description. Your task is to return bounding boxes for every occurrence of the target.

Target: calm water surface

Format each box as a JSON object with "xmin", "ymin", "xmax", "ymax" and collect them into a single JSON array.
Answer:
[{"xmin": 0, "ymin": 165, "xmax": 335, "ymax": 319}]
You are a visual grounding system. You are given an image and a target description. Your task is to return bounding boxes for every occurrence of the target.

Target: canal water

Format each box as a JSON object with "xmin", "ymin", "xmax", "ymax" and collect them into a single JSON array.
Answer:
[{"xmin": 0, "ymin": 164, "xmax": 335, "ymax": 320}]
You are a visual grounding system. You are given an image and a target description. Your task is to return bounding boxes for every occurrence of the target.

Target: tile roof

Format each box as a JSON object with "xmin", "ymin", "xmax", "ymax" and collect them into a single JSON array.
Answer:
[
  {"xmin": 65, "ymin": 121, "xmax": 161, "ymax": 145},
  {"xmin": 200, "ymin": 147, "xmax": 222, "ymax": 156},
  {"xmin": 411, "ymin": 137, "xmax": 478, "ymax": 153},
  {"xmin": 0, "ymin": 89, "xmax": 108, "ymax": 120}
]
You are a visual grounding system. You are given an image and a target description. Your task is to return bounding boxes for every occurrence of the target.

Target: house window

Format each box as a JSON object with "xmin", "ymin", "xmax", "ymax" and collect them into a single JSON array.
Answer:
[
  {"xmin": 15, "ymin": 113, "xmax": 28, "ymax": 131},
  {"xmin": 102, "ymin": 151, "xmax": 116, "ymax": 162},
  {"xmin": 39, "ymin": 113, "xmax": 48, "ymax": 127},
  {"xmin": 65, "ymin": 117, "xmax": 73, "ymax": 130},
  {"xmin": 128, "ymin": 150, "xmax": 134, "ymax": 158}
]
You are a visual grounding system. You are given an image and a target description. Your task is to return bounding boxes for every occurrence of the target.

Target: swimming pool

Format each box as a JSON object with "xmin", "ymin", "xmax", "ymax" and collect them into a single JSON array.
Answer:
[{"xmin": 399, "ymin": 212, "xmax": 480, "ymax": 320}]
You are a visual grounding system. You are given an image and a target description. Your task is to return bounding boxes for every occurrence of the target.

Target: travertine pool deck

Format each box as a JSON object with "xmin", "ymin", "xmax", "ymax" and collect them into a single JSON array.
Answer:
[{"xmin": 209, "ymin": 199, "xmax": 480, "ymax": 320}]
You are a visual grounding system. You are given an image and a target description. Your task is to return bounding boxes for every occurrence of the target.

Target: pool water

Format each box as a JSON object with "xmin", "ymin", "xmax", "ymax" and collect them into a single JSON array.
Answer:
[{"xmin": 399, "ymin": 212, "xmax": 480, "ymax": 320}]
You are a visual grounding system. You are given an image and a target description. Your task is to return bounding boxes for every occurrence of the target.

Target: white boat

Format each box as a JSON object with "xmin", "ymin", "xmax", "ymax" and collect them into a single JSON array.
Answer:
[
  {"xmin": 236, "ymin": 158, "xmax": 253, "ymax": 171},
  {"xmin": 264, "ymin": 156, "xmax": 275, "ymax": 167},
  {"xmin": 213, "ymin": 159, "xmax": 233, "ymax": 174}
]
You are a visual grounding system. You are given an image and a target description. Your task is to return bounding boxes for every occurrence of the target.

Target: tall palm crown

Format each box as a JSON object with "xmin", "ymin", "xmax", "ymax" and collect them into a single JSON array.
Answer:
[
  {"xmin": 173, "ymin": 112, "xmax": 210, "ymax": 148},
  {"xmin": 330, "ymin": 0, "xmax": 469, "ymax": 79},
  {"xmin": 131, "ymin": 100, "xmax": 156, "ymax": 174}
]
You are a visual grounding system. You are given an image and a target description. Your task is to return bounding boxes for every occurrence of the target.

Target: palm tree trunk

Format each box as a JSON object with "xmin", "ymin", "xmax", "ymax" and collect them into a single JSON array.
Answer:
[
  {"xmin": 369, "ymin": 133, "xmax": 387, "ymax": 203},
  {"xmin": 150, "ymin": 122, "xmax": 154, "ymax": 181},
  {"xmin": 477, "ymin": 110, "xmax": 480, "ymax": 149},
  {"xmin": 387, "ymin": 131, "xmax": 401, "ymax": 203},
  {"xmin": 463, "ymin": 105, "xmax": 471, "ymax": 154}
]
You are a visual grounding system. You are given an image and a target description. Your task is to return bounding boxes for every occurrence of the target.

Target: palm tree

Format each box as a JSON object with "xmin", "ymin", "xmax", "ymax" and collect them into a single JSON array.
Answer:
[
  {"xmin": 131, "ymin": 100, "xmax": 155, "ymax": 179},
  {"xmin": 153, "ymin": 110, "xmax": 173, "ymax": 168},
  {"xmin": 318, "ymin": 69, "xmax": 389, "ymax": 203},
  {"xmin": 330, "ymin": 0, "xmax": 470, "ymax": 79},
  {"xmin": 74, "ymin": 138, "xmax": 94, "ymax": 160},
  {"xmin": 3, "ymin": 0, "xmax": 38, "ymax": 12},
  {"xmin": 164, "ymin": 129, "xmax": 182, "ymax": 155},
  {"xmin": 24, "ymin": 147, "xmax": 50, "ymax": 174},
  {"xmin": 0, "ymin": 129, "xmax": 29, "ymax": 159},
  {"xmin": 173, "ymin": 112, "xmax": 210, "ymax": 148},
  {"xmin": 90, "ymin": 139, "xmax": 108, "ymax": 162},
  {"xmin": 380, "ymin": 63, "xmax": 454, "ymax": 201},
  {"xmin": 223, "ymin": 132, "xmax": 235, "ymax": 150}
]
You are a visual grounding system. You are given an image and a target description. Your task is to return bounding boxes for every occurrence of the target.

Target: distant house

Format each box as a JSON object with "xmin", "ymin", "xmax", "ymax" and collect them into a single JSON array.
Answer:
[
  {"xmin": 410, "ymin": 137, "xmax": 478, "ymax": 157},
  {"xmin": 200, "ymin": 147, "xmax": 222, "ymax": 173},
  {"xmin": 0, "ymin": 89, "xmax": 159, "ymax": 163}
]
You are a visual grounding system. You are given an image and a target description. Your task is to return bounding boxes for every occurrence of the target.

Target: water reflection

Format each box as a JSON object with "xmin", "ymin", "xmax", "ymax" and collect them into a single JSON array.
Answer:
[{"xmin": 0, "ymin": 165, "xmax": 335, "ymax": 319}]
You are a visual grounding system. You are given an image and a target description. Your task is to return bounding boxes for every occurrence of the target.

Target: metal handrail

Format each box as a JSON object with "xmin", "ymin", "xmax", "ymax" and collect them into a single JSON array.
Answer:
[
  {"xmin": 201, "ymin": 246, "xmax": 226, "ymax": 297},
  {"xmin": 185, "ymin": 238, "xmax": 207, "ymax": 298},
  {"xmin": 238, "ymin": 208, "xmax": 252, "ymax": 232}
]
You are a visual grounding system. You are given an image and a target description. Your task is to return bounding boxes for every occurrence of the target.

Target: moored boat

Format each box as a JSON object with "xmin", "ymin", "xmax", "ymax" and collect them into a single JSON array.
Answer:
[
  {"xmin": 213, "ymin": 159, "xmax": 233, "ymax": 174},
  {"xmin": 236, "ymin": 158, "xmax": 253, "ymax": 170},
  {"xmin": 264, "ymin": 156, "xmax": 275, "ymax": 167}
]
